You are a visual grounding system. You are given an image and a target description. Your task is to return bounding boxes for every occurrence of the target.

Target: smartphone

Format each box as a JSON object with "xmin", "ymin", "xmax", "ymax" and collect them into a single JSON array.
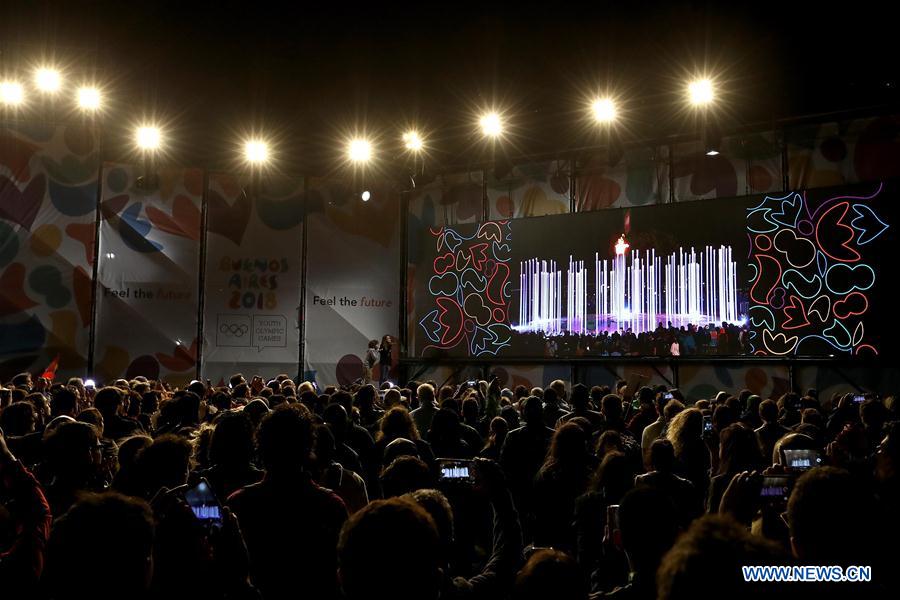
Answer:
[
  {"xmin": 606, "ymin": 504, "xmax": 620, "ymax": 532},
  {"xmin": 437, "ymin": 458, "xmax": 475, "ymax": 484},
  {"xmin": 184, "ymin": 478, "xmax": 223, "ymax": 529},
  {"xmin": 853, "ymin": 394, "xmax": 866, "ymax": 404},
  {"xmin": 702, "ymin": 415, "xmax": 713, "ymax": 436},
  {"xmin": 84, "ymin": 379, "xmax": 96, "ymax": 389},
  {"xmin": 783, "ymin": 449, "xmax": 822, "ymax": 471},
  {"xmin": 759, "ymin": 475, "xmax": 792, "ymax": 509},
  {"xmin": 664, "ymin": 392, "xmax": 674, "ymax": 401}
]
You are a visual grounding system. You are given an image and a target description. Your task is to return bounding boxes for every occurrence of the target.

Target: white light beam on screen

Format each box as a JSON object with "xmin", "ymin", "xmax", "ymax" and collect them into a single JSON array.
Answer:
[{"xmin": 515, "ymin": 243, "xmax": 739, "ymax": 335}]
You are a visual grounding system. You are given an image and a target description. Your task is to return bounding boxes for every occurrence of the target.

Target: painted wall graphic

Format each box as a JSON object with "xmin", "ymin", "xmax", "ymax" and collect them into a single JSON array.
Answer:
[
  {"xmin": 672, "ymin": 133, "xmax": 783, "ymax": 202},
  {"xmin": 576, "ymin": 147, "xmax": 668, "ymax": 210},
  {"xmin": 787, "ymin": 116, "xmax": 900, "ymax": 190},
  {"xmin": 581, "ymin": 363, "xmax": 677, "ymax": 393},
  {"xmin": 417, "ymin": 221, "xmax": 513, "ymax": 358},
  {"xmin": 402, "ymin": 363, "xmax": 892, "ymax": 408},
  {"xmin": 408, "ymin": 171, "xmax": 484, "ymax": 228},
  {"xmin": 677, "ymin": 363, "xmax": 791, "ymax": 404},
  {"xmin": 746, "ymin": 182, "xmax": 894, "ymax": 357},
  {"xmin": 93, "ymin": 165, "xmax": 203, "ymax": 386},
  {"xmin": 201, "ymin": 173, "xmax": 303, "ymax": 385},
  {"xmin": 487, "ymin": 161, "xmax": 570, "ymax": 219},
  {"xmin": 404, "ymin": 364, "xmax": 460, "ymax": 389},
  {"xmin": 493, "ymin": 363, "xmax": 574, "ymax": 390},
  {"xmin": 794, "ymin": 365, "xmax": 900, "ymax": 412},
  {"xmin": 0, "ymin": 124, "xmax": 99, "ymax": 381},
  {"xmin": 304, "ymin": 178, "xmax": 401, "ymax": 386}
]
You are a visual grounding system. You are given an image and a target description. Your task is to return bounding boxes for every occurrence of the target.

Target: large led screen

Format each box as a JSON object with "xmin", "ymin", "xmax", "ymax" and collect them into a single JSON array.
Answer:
[{"xmin": 412, "ymin": 181, "xmax": 895, "ymax": 359}]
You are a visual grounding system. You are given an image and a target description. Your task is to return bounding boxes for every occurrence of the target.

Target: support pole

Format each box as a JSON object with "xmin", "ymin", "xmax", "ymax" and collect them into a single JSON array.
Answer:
[
  {"xmin": 195, "ymin": 170, "xmax": 210, "ymax": 380},
  {"xmin": 399, "ymin": 189, "xmax": 410, "ymax": 385},
  {"xmin": 86, "ymin": 127, "xmax": 104, "ymax": 377},
  {"xmin": 298, "ymin": 177, "xmax": 309, "ymax": 381}
]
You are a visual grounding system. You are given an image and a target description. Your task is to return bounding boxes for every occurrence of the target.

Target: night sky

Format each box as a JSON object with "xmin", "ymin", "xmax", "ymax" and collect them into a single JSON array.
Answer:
[{"xmin": 2, "ymin": 1, "xmax": 896, "ymax": 174}]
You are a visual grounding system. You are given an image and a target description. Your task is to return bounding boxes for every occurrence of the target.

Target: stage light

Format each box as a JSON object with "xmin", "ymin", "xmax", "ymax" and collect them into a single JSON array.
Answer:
[
  {"xmin": 403, "ymin": 130, "xmax": 424, "ymax": 152},
  {"xmin": 77, "ymin": 87, "xmax": 101, "ymax": 111},
  {"xmin": 0, "ymin": 81, "xmax": 25, "ymax": 106},
  {"xmin": 361, "ymin": 190, "xmax": 371, "ymax": 202},
  {"xmin": 348, "ymin": 138, "xmax": 372, "ymax": 163},
  {"xmin": 688, "ymin": 79, "xmax": 714, "ymax": 106},
  {"xmin": 34, "ymin": 68, "xmax": 62, "ymax": 93},
  {"xmin": 480, "ymin": 112, "xmax": 503, "ymax": 138},
  {"xmin": 136, "ymin": 126, "xmax": 162, "ymax": 151},
  {"xmin": 244, "ymin": 140, "xmax": 269, "ymax": 164},
  {"xmin": 591, "ymin": 98, "xmax": 617, "ymax": 123}
]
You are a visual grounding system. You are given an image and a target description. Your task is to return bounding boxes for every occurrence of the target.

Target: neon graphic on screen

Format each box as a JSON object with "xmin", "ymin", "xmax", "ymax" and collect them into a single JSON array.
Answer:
[
  {"xmin": 418, "ymin": 221, "xmax": 513, "ymax": 357},
  {"xmin": 746, "ymin": 183, "xmax": 889, "ymax": 356},
  {"xmin": 515, "ymin": 237, "xmax": 742, "ymax": 336}
]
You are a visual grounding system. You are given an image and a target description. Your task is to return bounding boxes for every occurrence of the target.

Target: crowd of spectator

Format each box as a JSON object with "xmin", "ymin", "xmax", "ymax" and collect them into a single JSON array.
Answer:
[{"xmin": 1, "ymin": 369, "xmax": 897, "ymax": 599}]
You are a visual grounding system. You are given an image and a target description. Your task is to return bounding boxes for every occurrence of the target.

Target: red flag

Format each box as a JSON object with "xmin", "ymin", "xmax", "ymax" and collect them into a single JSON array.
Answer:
[{"xmin": 41, "ymin": 354, "xmax": 60, "ymax": 381}]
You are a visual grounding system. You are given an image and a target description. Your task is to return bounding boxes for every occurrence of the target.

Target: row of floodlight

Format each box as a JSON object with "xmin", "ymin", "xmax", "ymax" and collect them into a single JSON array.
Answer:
[{"xmin": 1, "ymin": 65, "xmax": 719, "ymax": 164}]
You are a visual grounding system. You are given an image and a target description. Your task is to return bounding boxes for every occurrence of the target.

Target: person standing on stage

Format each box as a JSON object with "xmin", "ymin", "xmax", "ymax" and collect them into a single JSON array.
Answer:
[
  {"xmin": 364, "ymin": 340, "xmax": 379, "ymax": 384},
  {"xmin": 378, "ymin": 335, "xmax": 393, "ymax": 385}
]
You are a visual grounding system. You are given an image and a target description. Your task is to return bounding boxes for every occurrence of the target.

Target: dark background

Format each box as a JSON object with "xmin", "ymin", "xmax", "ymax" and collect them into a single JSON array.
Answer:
[
  {"xmin": 1, "ymin": 1, "xmax": 897, "ymax": 174},
  {"xmin": 507, "ymin": 198, "xmax": 749, "ymax": 270}
]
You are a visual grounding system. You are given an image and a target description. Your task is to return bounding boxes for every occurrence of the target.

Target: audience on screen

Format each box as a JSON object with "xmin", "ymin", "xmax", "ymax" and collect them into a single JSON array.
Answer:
[{"xmin": 517, "ymin": 321, "xmax": 749, "ymax": 357}]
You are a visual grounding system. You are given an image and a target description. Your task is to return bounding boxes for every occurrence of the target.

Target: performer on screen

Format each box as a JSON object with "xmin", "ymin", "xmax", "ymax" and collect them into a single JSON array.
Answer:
[{"xmin": 378, "ymin": 335, "xmax": 393, "ymax": 385}]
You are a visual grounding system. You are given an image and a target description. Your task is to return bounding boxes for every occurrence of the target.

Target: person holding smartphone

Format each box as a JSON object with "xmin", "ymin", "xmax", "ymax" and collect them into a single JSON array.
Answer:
[
  {"xmin": 641, "ymin": 391, "xmax": 675, "ymax": 467},
  {"xmin": 398, "ymin": 458, "xmax": 522, "ymax": 599}
]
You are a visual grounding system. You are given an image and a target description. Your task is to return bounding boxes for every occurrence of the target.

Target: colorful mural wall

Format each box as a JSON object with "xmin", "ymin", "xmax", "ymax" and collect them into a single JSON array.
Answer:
[
  {"xmin": 1, "ymin": 124, "xmax": 99, "ymax": 380},
  {"xmin": 3, "ymin": 114, "xmax": 900, "ymax": 389}
]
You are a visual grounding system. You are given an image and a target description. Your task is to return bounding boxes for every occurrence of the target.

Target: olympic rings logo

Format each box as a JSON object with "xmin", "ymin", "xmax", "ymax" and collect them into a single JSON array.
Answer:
[{"xmin": 220, "ymin": 323, "xmax": 249, "ymax": 336}]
